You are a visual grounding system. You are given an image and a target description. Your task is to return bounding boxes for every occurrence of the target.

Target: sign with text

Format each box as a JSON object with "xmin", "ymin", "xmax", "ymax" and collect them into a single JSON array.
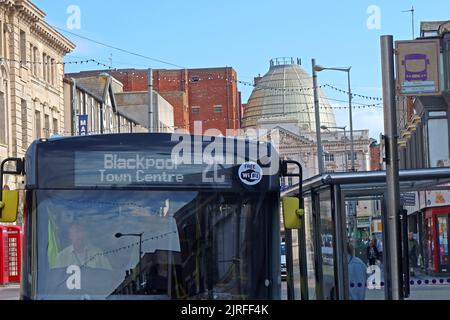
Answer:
[
  {"xmin": 78, "ymin": 115, "xmax": 88, "ymax": 136},
  {"xmin": 74, "ymin": 151, "xmax": 233, "ymax": 188},
  {"xmin": 395, "ymin": 39, "xmax": 441, "ymax": 96},
  {"xmin": 401, "ymin": 192, "xmax": 416, "ymax": 207}
]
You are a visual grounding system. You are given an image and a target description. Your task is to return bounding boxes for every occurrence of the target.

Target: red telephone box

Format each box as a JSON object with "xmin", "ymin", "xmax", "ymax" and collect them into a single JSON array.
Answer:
[
  {"xmin": 6, "ymin": 226, "xmax": 21, "ymax": 283},
  {"xmin": 0, "ymin": 225, "xmax": 22, "ymax": 284},
  {"xmin": 424, "ymin": 206, "xmax": 450, "ymax": 275},
  {"xmin": 0, "ymin": 226, "xmax": 9, "ymax": 284}
]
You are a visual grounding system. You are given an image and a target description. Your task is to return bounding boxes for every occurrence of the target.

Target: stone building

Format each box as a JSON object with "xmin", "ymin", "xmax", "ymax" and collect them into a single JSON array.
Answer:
[
  {"xmin": 0, "ymin": 0, "xmax": 75, "ymax": 187},
  {"xmin": 242, "ymin": 58, "xmax": 372, "ymax": 186},
  {"xmin": 115, "ymin": 91, "xmax": 175, "ymax": 133},
  {"xmin": 63, "ymin": 74, "xmax": 148, "ymax": 135}
]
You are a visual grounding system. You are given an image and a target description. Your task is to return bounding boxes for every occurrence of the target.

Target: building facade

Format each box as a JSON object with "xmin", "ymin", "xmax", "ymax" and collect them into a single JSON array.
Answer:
[
  {"xmin": 242, "ymin": 58, "xmax": 371, "ymax": 185},
  {"xmin": 115, "ymin": 91, "xmax": 175, "ymax": 133},
  {"xmin": 66, "ymin": 67, "xmax": 242, "ymax": 134},
  {"xmin": 397, "ymin": 20, "xmax": 450, "ymax": 275},
  {"xmin": 0, "ymin": 0, "xmax": 75, "ymax": 188},
  {"xmin": 272, "ymin": 127, "xmax": 371, "ymax": 187},
  {"xmin": 398, "ymin": 21, "xmax": 450, "ymax": 170},
  {"xmin": 63, "ymin": 74, "xmax": 148, "ymax": 135}
]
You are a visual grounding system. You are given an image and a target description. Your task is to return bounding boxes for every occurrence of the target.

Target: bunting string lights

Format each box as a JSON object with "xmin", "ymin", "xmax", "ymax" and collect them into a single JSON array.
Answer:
[{"xmin": 8, "ymin": 56, "xmax": 384, "ymax": 110}]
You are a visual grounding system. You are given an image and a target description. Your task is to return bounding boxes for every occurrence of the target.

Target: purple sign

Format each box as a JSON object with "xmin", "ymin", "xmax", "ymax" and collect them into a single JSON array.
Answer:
[{"xmin": 402, "ymin": 53, "xmax": 430, "ymax": 81}]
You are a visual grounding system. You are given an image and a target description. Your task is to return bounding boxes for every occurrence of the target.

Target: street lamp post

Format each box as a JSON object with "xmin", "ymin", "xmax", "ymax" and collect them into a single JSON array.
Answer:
[
  {"xmin": 115, "ymin": 232, "xmax": 144, "ymax": 291},
  {"xmin": 321, "ymin": 125, "xmax": 348, "ymax": 172},
  {"xmin": 312, "ymin": 59, "xmax": 325, "ymax": 175},
  {"xmin": 315, "ymin": 65, "xmax": 355, "ymax": 171}
]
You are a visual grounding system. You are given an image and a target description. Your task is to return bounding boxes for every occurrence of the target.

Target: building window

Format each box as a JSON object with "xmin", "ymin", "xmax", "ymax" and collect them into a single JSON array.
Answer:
[
  {"xmin": 288, "ymin": 177, "xmax": 293, "ymax": 186},
  {"xmin": 51, "ymin": 58, "xmax": 55, "ymax": 85},
  {"xmin": 44, "ymin": 114, "xmax": 50, "ymax": 138},
  {"xmin": 29, "ymin": 44, "xmax": 33, "ymax": 68},
  {"xmin": 42, "ymin": 53, "xmax": 46, "ymax": 81},
  {"xmin": 109, "ymin": 109, "xmax": 113, "ymax": 132},
  {"xmin": 80, "ymin": 92, "xmax": 85, "ymax": 114},
  {"xmin": 3, "ymin": 23, "xmax": 7, "ymax": 59},
  {"xmin": 47, "ymin": 56, "xmax": 51, "ymax": 83},
  {"xmin": 347, "ymin": 153, "xmax": 358, "ymax": 161},
  {"xmin": 90, "ymin": 100, "xmax": 95, "ymax": 132},
  {"xmin": 192, "ymin": 106, "xmax": 200, "ymax": 115},
  {"xmin": 428, "ymin": 118, "xmax": 449, "ymax": 167},
  {"xmin": 191, "ymin": 76, "xmax": 199, "ymax": 83},
  {"xmin": 53, "ymin": 117, "xmax": 58, "ymax": 135},
  {"xmin": 21, "ymin": 99, "xmax": 28, "ymax": 149},
  {"xmin": 0, "ymin": 92, "xmax": 6, "ymax": 144},
  {"xmin": 0, "ymin": 21, "xmax": 3, "ymax": 57},
  {"xmin": 33, "ymin": 47, "xmax": 38, "ymax": 76},
  {"xmin": 213, "ymin": 105, "xmax": 222, "ymax": 113},
  {"xmin": 20, "ymin": 30, "xmax": 26, "ymax": 64},
  {"xmin": 35, "ymin": 110, "xmax": 41, "ymax": 139},
  {"xmin": 99, "ymin": 104, "xmax": 103, "ymax": 134},
  {"xmin": 325, "ymin": 153, "xmax": 335, "ymax": 162}
]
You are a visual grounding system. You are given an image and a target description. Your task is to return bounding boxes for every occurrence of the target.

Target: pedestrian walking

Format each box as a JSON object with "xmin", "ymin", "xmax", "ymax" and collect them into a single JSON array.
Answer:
[{"xmin": 408, "ymin": 232, "xmax": 419, "ymax": 277}]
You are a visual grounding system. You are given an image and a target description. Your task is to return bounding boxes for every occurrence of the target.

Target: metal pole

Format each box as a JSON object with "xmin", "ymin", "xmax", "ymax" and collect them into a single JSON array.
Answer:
[
  {"xmin": 284, "ymin": 230, "xmax": 295, "ymax": 300},
  {"xmin": 348, "ymin": 70, "xmax": 355, "ymax": 172},
  {"xmin": 139, "ymin": 233, "xmax": 143, "ymax": 291},
  {"xmin": 381, "ymin": 35, "xmax": 402, "ymax": 300},
  {"xmin": 71, "ymin": 78, "xmax": 78, "ymax": 136},
  {"xmin": 312, "ymin": 59, "xmax": 324, "ymax": 174},
  {"xmin": 148, "ymin": 68, "xmax": 154, "ymax": 132},
  {"xmin": 334, "ymin": 185, "xmax": 349, "ymax": 299},
  {"xmin": 344, "ymin": 128, "xmax": 348, "ymax": 172}
]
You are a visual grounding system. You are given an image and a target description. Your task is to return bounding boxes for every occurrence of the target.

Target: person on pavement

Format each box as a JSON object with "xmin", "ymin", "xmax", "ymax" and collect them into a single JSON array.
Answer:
[
  {"xmin": 348, "ymin": 241, "xmax": 367, "ymax": 300},
  {"xmin": 408, "ymin": 232, "xmax": 419, "ymax": 277}
]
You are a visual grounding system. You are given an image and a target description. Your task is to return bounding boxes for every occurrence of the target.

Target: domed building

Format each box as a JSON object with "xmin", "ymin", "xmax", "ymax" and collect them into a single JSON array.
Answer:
[
  {"xmin": 242, "ymin": 58, "xmax": 371, "ymax": 181},
  {"xmin": 242, "ymin": 58, "xmax": 336, "ymax": 132}
]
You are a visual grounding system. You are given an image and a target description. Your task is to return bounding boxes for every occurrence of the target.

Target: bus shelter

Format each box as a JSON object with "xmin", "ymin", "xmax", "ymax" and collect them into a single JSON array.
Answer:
[{"xmin": 282, "ymin": 167, "xmax": 450, "ymax": 300}]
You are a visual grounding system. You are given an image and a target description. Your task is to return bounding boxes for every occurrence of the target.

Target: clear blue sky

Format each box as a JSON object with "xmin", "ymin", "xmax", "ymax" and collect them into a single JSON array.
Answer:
[{"xmin": 34, "ymin": 0, "xmax": 450, "ymax": 139}]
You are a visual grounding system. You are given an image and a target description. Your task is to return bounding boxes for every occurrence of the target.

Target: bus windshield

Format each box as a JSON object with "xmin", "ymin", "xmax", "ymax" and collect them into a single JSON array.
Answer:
[{"xmin": 35, "ymin": 189, "xmax": 272, "ymax": 300}]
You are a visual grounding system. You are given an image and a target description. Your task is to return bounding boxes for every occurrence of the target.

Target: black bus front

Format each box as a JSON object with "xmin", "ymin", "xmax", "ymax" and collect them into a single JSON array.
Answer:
[{"xmin": 20, "ymin": 133, "xmax": 282, "ymax": 300}]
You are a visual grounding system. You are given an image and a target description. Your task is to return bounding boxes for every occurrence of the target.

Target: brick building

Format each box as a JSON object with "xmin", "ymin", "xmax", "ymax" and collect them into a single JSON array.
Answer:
[
  {"xmin": 369, "ymin": 139, "xmax": 381, "ymax": 171},
  {"xmin": 67, "ymin": 67, "xmax": 242, "ymax": 134}
]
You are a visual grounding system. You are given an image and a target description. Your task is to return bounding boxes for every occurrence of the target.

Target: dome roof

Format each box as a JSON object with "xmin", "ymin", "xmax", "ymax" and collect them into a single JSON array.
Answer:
[{"xmin": 242, "ymin": 58, "xmax": 337, "ymax": 132}]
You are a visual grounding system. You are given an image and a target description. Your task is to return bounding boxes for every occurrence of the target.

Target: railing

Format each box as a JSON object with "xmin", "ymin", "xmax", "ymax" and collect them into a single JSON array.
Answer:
[{"xmin": 270, "ymin": 57, "xmax": 301, "ymax": 68}]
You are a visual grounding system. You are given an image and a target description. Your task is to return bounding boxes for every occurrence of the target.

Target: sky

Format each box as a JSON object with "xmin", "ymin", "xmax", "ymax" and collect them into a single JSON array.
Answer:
[{"xmin": 34, "ymin": 0, "xmax": 450, "ymax": 139}]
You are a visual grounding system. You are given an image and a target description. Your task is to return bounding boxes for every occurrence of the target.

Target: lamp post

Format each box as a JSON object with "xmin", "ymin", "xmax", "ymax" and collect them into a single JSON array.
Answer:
[
  {"xmin": 115, "ymin": 232, "xmax": 144, "ymax": 291},
  {"xmin": 321, "ymin": 125, "xmax": 348, "ymax": 172},
  {"xmin": 315, "ymin": 65, "xmax": 355, "ymax": 172},
  {"xmin": 312, "ymin": 59, "xmax": 325, "ymax": 175}
]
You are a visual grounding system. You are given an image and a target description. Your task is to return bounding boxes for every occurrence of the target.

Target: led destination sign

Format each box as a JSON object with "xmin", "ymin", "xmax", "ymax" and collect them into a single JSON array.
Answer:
[{"xmin": 74, "ymin": 152, "xmax": 233, "ymax": 187}]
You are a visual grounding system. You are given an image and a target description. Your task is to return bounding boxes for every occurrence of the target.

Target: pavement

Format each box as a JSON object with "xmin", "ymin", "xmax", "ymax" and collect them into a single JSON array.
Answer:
[
  {"xmin": 3, "ymin": 273, "xmax": 450, "ymax": 300},
  {"xmin": 281, "ymin": 269, "xmax": 450, "ymax": 300},
  {"xmin": 0, "ymin": 284, "xmax": 20, "ymax": 300}
]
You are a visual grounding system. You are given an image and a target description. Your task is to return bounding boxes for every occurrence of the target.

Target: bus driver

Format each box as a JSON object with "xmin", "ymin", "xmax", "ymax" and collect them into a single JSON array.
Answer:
[{"xmin": 53, "ymin": 222, "xmax": 112, "ymax": 270}]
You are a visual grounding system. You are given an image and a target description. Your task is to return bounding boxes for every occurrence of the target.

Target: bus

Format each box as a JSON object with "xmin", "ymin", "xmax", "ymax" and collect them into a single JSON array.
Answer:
[{"xmin": 0, "ymin": 133, "xmax": 303, "ymax": 300}]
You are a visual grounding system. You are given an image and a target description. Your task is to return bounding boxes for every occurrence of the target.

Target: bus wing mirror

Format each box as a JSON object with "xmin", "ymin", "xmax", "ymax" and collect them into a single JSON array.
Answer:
[
  {"xmin": 0, "ymin": 190, "xmax": 19, "ymax": 223},
  {"xmin": 282, "ymin": 197, "xmax": 304, "ymax": 230}
]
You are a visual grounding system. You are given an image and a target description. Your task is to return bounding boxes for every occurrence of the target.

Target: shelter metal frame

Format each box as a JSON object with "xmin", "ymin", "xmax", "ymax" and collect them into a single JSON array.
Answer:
[{"xmin": 281, "ymin": 167, "xmax": 450, "ymax": 300}]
